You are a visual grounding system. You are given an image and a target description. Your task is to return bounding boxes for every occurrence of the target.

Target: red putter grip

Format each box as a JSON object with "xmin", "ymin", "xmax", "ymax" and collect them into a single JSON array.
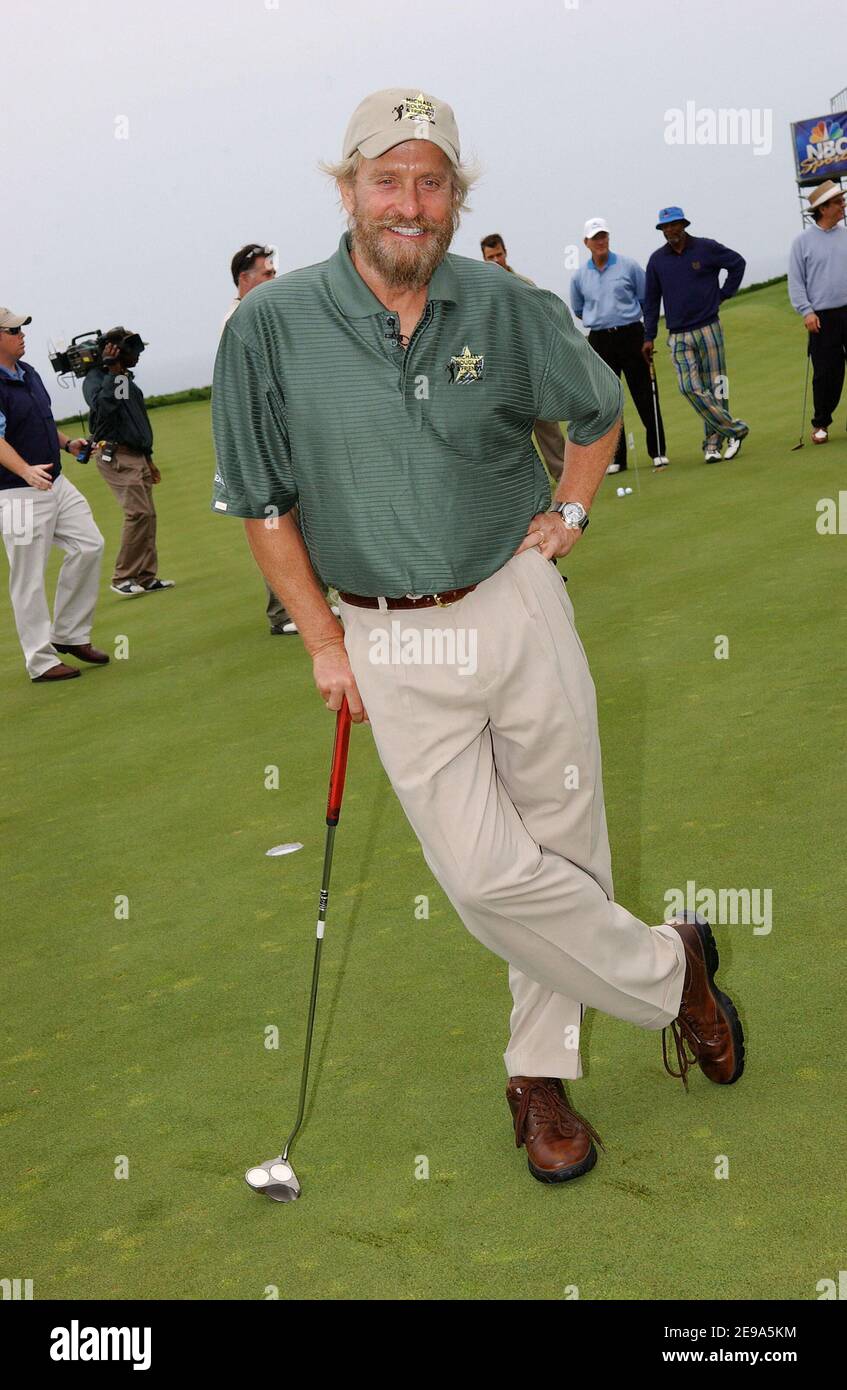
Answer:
[{"xmin": 325, "ymin": 699, "xmax": 352, "ymax": 825}]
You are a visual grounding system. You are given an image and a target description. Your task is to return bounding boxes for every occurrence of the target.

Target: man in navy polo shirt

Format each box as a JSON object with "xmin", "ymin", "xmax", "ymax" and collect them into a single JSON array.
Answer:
[
  {"xmin": 0, "ymin": 307, "xmax": 108, "ymax": 682},
  {"xmin": 643, "ymin": 207, "xmax": 748, "ymax": 463},
  {"xmin": 571, "ymin": 217, "xmax": 668, "ymax": 473}
]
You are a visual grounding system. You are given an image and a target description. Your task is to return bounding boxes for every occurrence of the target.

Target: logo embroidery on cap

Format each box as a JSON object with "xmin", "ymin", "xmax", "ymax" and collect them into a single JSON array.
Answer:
[
  {"xmin": 448, "ymin": 345, "xmax": 485, "ymax": 384},
  {"xmin": 393, "ymin": 93, "xmax": 436, "ymax": 124}
]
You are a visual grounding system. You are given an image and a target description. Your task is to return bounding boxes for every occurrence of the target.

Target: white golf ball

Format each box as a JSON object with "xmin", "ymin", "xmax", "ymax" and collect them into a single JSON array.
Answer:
[
  {"xmin": 269, "ymin": 1162, "xmax": 293, "ymax": 1183},
  {"xmin": 246, "ymin": 1166, "xmax": 271, "ymax": 1187},
  {"xmin": 625, "ymin": 487, "xmax": 633, "ymax": 495},
  {"xmin": 616, "ymin": 486, "xmax": 625, "ymax": 497}
]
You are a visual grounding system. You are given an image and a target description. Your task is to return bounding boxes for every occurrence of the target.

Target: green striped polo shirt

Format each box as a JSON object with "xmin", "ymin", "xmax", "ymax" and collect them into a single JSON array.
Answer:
[{"xmin": 211, "ymin": 233, "xmax": 621, "ymax": 596}]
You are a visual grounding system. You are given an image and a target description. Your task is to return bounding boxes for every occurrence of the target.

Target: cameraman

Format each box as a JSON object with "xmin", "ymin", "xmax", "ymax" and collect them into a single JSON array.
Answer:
[
  {"xmin": 0, "ymin": 306, "xmax": 108, "ymax": 682},
  {"xmin": 83, "ymin": 327, "xmax": 174, "ymax": 597}
]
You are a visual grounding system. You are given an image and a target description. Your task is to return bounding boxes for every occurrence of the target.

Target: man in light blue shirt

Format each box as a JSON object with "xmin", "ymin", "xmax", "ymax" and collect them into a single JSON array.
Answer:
[
  {"xmin": 571, "ymin": 218, "xmax": 668, "ymax": 473},
  {"xmin": 788, "ymin": 180, "xmax": 847, "ymax": 445}
]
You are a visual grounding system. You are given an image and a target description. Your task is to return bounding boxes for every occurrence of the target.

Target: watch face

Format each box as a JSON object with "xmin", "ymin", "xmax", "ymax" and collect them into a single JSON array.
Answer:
[{"xmin": 563, "ymin": 504, "xmax": 583, "ymax": 527}]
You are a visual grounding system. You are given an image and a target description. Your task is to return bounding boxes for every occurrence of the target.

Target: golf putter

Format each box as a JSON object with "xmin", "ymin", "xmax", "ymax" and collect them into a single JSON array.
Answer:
[
  {"xmin": 791, "ymin": 350, "xmax": 812, "ymax": 451},
  {"xmin": 649, "ymin": 360, "xmax": 664, "ymax": 472},
  {"xmin": 245, "ymin": 698, "xmax": 353, "ymax": 1202}
]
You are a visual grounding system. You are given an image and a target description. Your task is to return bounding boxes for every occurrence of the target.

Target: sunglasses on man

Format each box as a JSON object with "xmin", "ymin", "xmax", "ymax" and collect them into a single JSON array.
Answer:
[
  {"xmin": 1, "ymin": 326, "xmax": 24, "ymax": 335},
  {"xmin": 235, "ymin": 245, "xmax": 278, "ymax": 277}
]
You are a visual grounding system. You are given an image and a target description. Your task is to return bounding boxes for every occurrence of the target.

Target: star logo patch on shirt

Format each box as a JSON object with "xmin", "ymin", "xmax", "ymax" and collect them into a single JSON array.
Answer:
[{"xmin": 448, "ymin": 345, "xmax": 485, "ymax": 384}]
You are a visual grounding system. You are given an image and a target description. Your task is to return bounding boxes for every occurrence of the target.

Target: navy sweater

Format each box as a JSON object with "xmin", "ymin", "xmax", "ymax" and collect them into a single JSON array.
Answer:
[{"xmin": 643, "ymin": 235, "xmax": 745, "ymax": 340}]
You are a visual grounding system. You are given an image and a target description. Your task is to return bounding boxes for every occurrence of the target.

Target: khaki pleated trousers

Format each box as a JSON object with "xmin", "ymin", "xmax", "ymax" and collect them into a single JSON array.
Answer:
[{"xmin": 339, "ymin": 547, "xmax": 686, "ymax": 1079}]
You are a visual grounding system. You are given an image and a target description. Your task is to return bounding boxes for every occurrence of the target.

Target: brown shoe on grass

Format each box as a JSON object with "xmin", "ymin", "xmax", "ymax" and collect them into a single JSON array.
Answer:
[
  {"xmin": 506, "ymin": 1076, "xmax": 602, "ymax": 1184},
  {"xmin": 663, "ymin": 910, "xmax": 745, "ymax": 1088},
  {"xmin": 53, "ymin": 643, "xmax": 109, "ymax": 665},
  {"xmin": 32, "ymin": 663, "xmax": 80, "ymax": 683}
]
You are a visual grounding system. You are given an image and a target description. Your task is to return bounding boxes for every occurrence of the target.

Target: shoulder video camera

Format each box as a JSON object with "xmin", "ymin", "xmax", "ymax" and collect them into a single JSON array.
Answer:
[{"xmin": 49, "ymin": 328, "xmax": 145, "ymax": 380}]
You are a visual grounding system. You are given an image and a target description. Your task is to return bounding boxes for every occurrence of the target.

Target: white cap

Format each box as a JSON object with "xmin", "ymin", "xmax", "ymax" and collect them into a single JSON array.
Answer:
[{"xmin": 584, "ymin": 217, "xmax": 610, "ymax": 239}]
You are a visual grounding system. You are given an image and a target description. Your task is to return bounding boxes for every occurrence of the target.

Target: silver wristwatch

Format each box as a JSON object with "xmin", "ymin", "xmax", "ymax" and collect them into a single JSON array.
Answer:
[{"xmin": 549, "ymin": 501, "xmax": 589, "ymax": 533}]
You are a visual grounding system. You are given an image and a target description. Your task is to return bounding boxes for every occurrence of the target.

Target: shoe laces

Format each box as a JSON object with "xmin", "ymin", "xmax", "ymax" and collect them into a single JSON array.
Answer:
[
  {"xmin": 662, "ymin": 944, "xmax": 723, "ymax": 1089},
  {"xmin": 512, "ymin": 1079, "xmax": 604, "ymax": 1152},
  {"xmin": 662, "ymin": 1020, "xmax": 698, "ymax": 1090},
  {"xmin": 663, "ymin": 1002, "xmax": 723, "ymax": 1090}
]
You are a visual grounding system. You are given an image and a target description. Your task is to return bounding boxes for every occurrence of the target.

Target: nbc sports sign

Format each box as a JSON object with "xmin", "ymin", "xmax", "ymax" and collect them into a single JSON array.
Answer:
[{"xmin": 792, "ymin": 110, "xmax": 847, "ymax": 181}]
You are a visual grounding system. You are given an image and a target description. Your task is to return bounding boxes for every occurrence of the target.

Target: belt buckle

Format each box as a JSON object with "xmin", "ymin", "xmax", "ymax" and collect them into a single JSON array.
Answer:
[{"xmin": 433, "ymin": 593, "xmax": 452, "ymax": 607}]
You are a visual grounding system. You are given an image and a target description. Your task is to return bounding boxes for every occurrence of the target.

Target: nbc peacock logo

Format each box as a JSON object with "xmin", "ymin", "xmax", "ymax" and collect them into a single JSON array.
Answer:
[{"xmin": 801, "ymin": 117, "xmax": 847, "ymax": 175}]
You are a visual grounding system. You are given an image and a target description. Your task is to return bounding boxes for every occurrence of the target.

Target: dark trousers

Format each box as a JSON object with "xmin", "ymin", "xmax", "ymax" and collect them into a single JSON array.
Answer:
[
  {"xmin": 265, "ymin": 580, "xmax": 290, "ymax": 629},
  {"xmin": 809, "ymin": 305, "xmax": 847, "ymax": 429},
  {"xmin": 588, "ymin": 321, "xmax": 666, "ymax": 468}
]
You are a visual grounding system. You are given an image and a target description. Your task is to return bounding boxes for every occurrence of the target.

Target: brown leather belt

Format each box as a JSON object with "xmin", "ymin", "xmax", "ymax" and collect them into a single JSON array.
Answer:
[{"xmin": 338, "ymin": 584, "xmax": 477, "ymax": 610}]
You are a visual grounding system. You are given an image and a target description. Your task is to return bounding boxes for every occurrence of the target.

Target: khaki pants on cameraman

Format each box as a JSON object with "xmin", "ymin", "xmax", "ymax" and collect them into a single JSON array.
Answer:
[{"xmin": 95, "ymin": 446, "xmax": 157, "ymax": 586}]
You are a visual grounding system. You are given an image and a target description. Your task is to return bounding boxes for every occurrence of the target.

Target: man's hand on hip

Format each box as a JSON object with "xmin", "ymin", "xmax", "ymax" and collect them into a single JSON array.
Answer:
[
  {"xmin": 25, "ymin": 464, "xmax": 54, "ymax": 491},
  {"xmin": 514, "ymin": 511, "xmax": 581, "ymax": 560},
  {"xmin": 312, "ymin": 637, "xmax": 368, "ymax": 723}
]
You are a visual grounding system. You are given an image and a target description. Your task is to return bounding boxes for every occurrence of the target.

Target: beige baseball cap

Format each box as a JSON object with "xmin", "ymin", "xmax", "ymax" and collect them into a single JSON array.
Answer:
[
  {"xmin": 0, "ymin": 307, "xmax": 32, "ymax": 329},
  {"xmin": 342, "ymin": 88, "xmax": 460, "ymax": 164}
]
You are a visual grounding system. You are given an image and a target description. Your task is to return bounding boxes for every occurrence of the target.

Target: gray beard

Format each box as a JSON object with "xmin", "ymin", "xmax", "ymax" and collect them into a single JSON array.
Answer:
[{"xmin": 348, "ymin": 212, "xmax": 455, "ymax": 290}]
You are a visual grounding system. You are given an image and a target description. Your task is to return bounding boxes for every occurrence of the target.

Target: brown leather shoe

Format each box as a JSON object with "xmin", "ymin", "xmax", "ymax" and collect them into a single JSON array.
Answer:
[
  {"xmin": 53, "ymin": 643, "xmax": 109, "ymax": 665},
  {"xmin": 506, "ymin": 1076, "xmax": 602, "ymax": 1184},
  {"xmin": 32, "ymin": 663, "xmax": 80, "ymax": 682},
  {"xmin": 663, "ymin": 911, "xmax": 745, "ymax": 1087}
]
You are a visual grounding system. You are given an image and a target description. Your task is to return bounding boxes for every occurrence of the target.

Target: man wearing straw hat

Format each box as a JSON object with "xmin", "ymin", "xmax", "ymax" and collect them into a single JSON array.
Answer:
[{"xmin": 788, "ymin": 180, "xmax": 847, "ymax": 445}]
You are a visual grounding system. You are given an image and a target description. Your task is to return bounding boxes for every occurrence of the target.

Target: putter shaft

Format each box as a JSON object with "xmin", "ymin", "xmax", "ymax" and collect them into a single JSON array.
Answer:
[
  {"xmin": 282, "ymin": 822, "xmax": 337, "ymax": 1161},
  {"xmin": 280, "ymin": 700, "xmax": 352, "ymax": 1165}
]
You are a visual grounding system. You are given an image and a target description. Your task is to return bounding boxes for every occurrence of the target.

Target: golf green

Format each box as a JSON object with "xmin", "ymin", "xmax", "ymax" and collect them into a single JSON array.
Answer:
[{"xmin": 2, "ymin": 280, "xmax": 845, "ymax": 1300}]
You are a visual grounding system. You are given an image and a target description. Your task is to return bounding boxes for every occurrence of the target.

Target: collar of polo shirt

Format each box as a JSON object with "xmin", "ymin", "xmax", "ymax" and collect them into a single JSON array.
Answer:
[
  {"xmin": 328, "ymin": 232, "xmax": 461, "ymax": 319},
  {"xmin": 587, "ymin": 251, "xmax": 618, "ymax": 271}
]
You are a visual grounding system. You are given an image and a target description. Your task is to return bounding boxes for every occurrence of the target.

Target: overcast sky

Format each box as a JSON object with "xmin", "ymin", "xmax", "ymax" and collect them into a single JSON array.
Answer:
[{"xmin": 4, "ymin": 0, "xmax": 845, "ymax": 402}]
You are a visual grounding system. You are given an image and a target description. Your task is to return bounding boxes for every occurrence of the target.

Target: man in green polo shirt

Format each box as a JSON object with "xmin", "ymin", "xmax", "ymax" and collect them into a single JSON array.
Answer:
[{"xmin": 211, "ymin": 88, "xmax": 744, "ymax": 1186}]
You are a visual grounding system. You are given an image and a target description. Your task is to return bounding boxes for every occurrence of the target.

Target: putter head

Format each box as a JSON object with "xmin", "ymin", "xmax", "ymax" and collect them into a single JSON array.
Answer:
[{"xmin": 245, "ymin": 1156, "xmax": 301, "ymax": 1203}]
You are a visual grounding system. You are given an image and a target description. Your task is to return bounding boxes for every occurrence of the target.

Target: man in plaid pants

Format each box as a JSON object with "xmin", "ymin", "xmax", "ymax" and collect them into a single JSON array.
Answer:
[{"xmin": 643, "ymin": 206, "xmax": 748, "ymax": 463}]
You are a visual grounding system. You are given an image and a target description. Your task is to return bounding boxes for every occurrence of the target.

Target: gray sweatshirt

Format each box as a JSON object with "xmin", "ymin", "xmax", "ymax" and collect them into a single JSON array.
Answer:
[{"xmin": 788, "ymin": 223, "xmax": 847, "ymax": 316}]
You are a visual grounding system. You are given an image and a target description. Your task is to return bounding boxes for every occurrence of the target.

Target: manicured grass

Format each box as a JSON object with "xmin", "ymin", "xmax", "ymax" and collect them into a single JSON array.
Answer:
[{"xmin": 2, "ymin": 282, "xmax": 845, "ymax": 1300}]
